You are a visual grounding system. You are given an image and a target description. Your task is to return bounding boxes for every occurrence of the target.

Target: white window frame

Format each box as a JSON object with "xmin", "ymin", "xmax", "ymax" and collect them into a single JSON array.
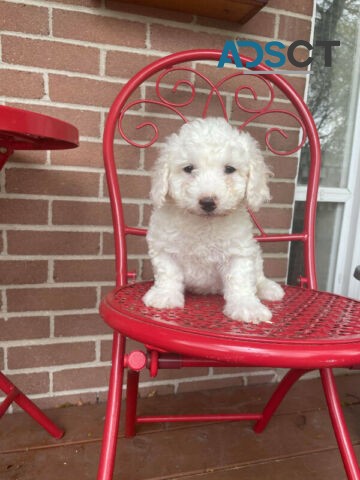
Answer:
[{"xmin": 294, "ymin": 66, "xmax": 360, "ymax": 298}]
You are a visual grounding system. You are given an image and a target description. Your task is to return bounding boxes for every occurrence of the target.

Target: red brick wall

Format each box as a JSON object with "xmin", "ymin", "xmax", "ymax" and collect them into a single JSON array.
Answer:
[{"xmin": 0, "ymin": 0, "xmax": 314, "ymax": 409}]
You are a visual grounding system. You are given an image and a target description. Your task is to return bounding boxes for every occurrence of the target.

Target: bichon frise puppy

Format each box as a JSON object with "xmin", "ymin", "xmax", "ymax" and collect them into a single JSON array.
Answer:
[{"xmin": 143, "ymin": 117, "xmax": 284, "ymax": 323}]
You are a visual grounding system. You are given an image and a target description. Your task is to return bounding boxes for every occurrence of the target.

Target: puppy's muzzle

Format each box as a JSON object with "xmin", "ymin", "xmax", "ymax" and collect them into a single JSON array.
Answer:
[{"xmin": 199, "ymin": 197, "xmax": 217, "ymax": 213}]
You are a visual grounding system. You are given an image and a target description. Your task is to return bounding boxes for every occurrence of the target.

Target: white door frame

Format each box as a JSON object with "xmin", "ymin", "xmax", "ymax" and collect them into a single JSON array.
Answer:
[{"xmin": 334, "ymin": 85, "xmax": 360, "ymax": 299}]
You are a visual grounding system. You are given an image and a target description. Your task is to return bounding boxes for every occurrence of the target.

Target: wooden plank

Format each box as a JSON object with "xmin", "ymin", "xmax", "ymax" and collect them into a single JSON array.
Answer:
[
  {"xmin": 119, "ymin": 0, "xmax": 268, "ymax": 23},
  {"xmin": 1, "ymin": 373, "xmax": 360, "ymax": 453},
  {"xmin": 1, "ymin": 404, "xmax": 360, "ymax": 479},
  {"xmin": 166, "ymin": 448, "xmax": 360, "ymax": 480}
]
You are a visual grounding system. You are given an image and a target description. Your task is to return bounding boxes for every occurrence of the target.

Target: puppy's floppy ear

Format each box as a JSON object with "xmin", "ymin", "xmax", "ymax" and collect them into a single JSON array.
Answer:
[
  {"xmin": 243, "ymin": 132, "xmax": 271, "ymax": 212},
  {"xmin": 150, "ymin": 148, "xmax": 170, "ymax": 208}
]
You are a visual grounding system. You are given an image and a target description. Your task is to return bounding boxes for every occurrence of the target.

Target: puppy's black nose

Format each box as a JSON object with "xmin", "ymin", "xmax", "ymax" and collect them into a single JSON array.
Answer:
[{"xmin": 199, "ymin": 197, "xmax": 217, "ymax": 213}]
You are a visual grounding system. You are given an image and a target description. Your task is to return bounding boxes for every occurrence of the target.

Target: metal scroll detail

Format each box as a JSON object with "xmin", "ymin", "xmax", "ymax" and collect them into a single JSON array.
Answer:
[{"xmin": 117, "ymin": 66, "xmax": 307, "ymax": 155}]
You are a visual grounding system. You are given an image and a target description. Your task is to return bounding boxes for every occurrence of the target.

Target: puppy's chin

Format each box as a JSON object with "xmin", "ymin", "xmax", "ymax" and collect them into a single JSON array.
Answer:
[{"xmin": 186, "ymin": 207, "xmax": 232, "ymax": 218}]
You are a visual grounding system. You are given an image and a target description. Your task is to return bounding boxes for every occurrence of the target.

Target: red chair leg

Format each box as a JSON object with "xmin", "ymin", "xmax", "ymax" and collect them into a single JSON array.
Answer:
[
  {"xmin": 125, "ymin": 370, "xmax": 140, "ymax": 438},
  {"xmin": 321, "ymin": 368, "xmax": 360, "ymax": 480},
  {"xmin": 254, "ymin": 368, "xmax": 310, "ymax": 433},
  {"xmin": 0, "ymin": 372, "xmax": 64, "ymax": 438},
  {"xmin": 97, "ymin": 332, "xmax": 126, "ymax": 480}
]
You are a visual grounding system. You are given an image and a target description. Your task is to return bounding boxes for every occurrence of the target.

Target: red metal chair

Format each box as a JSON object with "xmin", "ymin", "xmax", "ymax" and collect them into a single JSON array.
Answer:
[{"xmin": 97, "ymin": 49, "xmax": 360, "ymax": 480}]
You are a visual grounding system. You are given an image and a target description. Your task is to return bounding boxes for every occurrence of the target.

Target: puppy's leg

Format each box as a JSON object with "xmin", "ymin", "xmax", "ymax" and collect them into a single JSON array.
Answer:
[
  {"xmin": 223, "ymin": 257, "xmax": 272, "ymax": 324},
  {"xmin": 143, "ymin": 253, "xmax": 184, "ymax": 309},
  {"xmin": 254, "ymin": 245, "xmax": 285, "ymax": 301}
]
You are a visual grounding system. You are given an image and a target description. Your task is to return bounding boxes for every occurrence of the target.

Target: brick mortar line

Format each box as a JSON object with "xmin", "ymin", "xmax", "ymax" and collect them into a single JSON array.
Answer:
[
  {"xmin": 2, "ymin": 163, "xmax": 151, "ymax": 175},
  {"xmin": 3, "ymin": 361, "xmax": 112, "ymax": 377},
  {"xmin": 274, "ymin": 13, "xmax": 280, "ymax": 39},
  {"xmin": 0, "ymin": 192, "xmax": 111, "ymax": 205},
  {"xmin": 48, "ymin": 199, "xmax": 53, "ymax": 226},
  {"xmin": 1, "ymin": 96, "xmax": 108, "ymax": 114},
  {"xmin": 96, "ymin": 285, "xmax": 102, "ymax": 310},
  {"xmin": 48, "ymin": 258, "xmax": 54, "ymax": 283},
  {"xmin": 48, "ymin": 5, "xmax": 53, "ymax": 36},
  {"xmin": 0, "ymin": 200, "xmax": 294, "ymax": 210},
  {"xmin": 1, "ymin": 289, "xmax": 6, "ymax": 317},
  {"xmin": 100, "ymin": 110, "xmax": 106, "ymax": 139},
  {"xmin": 0, "ymin": 193, "xmax": 152, "ymax": 204},
  {"xmin": 209, "ymin": 369, "xmax": 273, "ymax": 380},
  {"xmin": 49, "ymin": 313, "xmax": 55, "ymax": 338},
  {"xmin": 248, "ymin": 369, "xmax": 278, "ymax": 380},
  {"xmin": 2, "ymin": 229, "xmax": 8, "ymax": 255},
  {"xmin": 99, "ymin": 49, "xmax": 106, "ymax": 77},
  {"xmin": 3, "ymin": 363, "xmax": 111, "ymax": 382},
  {"xmin": 95, "ymin": 338, "xmax": 102, "ymax": 363},
  {"xmin": 3, "ymin": 337, "xmax": 110, "ymax": 349},
  {"xmin": 145, "ymin": 22, "xmax": 151, "ymax": 50},
  {"xmin": 98, "ymin": 171, "xmax": 105, "ymax": 198},
  {"xmin": 49, "ymin": 370, "xmax": 54, "ymax": 395},
  {"xmin": 2, "ymin": 280, "xmax": 115, "ymax": 288},
  {"xmin": 2, "ymin": 308, "xmax": 99, "ymax": 319},
  {"xmin": 0, "ymin": 224, "xmax": 115, "ymax": 232},
  {"xmin": 0, "ymin": 157, "xmax": 5, "ymax": 193},
  {"xmin": 262, "ymin": 7, "xmax": 312, "ymax": 21}
]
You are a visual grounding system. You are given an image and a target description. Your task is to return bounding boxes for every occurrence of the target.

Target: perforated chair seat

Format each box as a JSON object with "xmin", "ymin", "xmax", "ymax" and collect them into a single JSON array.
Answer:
[{"xmin": 101, "ymin": 282, "xmax": 360, "ymax": 369}]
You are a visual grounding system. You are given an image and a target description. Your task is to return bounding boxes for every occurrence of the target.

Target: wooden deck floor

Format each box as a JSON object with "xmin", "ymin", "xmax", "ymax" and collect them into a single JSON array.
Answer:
[{"xmin": 1, "ymin": 373, "xmax": 360, "ymax": 479}]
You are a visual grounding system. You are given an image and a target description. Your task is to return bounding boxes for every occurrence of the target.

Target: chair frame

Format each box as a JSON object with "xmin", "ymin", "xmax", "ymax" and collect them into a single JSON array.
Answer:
[
  {"xmin": 0, "ymin": 372, "xmax": 63, "ymax": 438},
  {"xmin": 97, "ymin": 49, "xmax": 360, "ymax": 480}
]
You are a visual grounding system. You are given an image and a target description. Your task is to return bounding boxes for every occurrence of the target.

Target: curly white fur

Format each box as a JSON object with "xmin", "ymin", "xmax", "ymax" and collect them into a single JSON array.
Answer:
[{"xmin": 143, "ymin": 117, "xmax": 284, "ymax": 323}]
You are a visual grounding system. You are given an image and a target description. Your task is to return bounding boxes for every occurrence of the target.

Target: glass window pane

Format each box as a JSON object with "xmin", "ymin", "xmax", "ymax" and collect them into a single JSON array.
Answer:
[
  {"xmin": 297, "ymin": 0, "xmax": 360, "ymax": 188},
  {"xmin": 288, "ymin": 202, "xmax": 344, "ymax": 291}
]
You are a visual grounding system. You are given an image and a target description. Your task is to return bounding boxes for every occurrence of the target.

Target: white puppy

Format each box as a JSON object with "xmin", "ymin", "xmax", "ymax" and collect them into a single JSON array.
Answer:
[{"xmin": 143, "ymin": 117, "xmax": 284, "ymax": 323}]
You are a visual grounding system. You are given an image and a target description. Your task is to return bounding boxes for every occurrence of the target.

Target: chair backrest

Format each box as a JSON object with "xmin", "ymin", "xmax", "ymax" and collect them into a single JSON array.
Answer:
[{"xmin": 103, "ymin": 49, "xmax": 321, "ymax": 291}]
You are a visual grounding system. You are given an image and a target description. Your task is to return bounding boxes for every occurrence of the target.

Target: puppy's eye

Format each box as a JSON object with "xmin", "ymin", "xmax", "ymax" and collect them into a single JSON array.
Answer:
[
  {"xmin": 183, "ymin": 165, "xmax": 194, "ymax": 174},
  {"xmin": 224, "ymin": 165, "xmax": 236, "ymax": 174}
]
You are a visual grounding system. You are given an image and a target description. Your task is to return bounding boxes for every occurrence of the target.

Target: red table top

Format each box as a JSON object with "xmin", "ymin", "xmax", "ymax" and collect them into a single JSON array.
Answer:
[{"xmin": 0, "ymin": 105, "xmax": 79, "ymax": 152}]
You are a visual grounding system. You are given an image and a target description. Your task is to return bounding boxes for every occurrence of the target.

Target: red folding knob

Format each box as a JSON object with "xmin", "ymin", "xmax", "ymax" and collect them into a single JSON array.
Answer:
[{"xmin": 126, "ymin": 351, "xmax": 147, "ymax": 371}]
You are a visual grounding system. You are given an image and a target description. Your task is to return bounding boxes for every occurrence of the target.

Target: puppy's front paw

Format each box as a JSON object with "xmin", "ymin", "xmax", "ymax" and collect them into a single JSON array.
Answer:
[
  {"xmin": 143, "ymin": 286, "xmax": 184, "ymax": 309},
  {"xmin": 257, "ymin": 279, "xmax": 285, "ymax": 302},
  {"xmin": 224, "ymin": 297, "xmax": 272, "ymax": 324}
]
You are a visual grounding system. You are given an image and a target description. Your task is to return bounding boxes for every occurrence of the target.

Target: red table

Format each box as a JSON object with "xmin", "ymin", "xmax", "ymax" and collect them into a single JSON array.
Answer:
[
  {"xmin": 0, "ymin": 105, "xmax": 79, "ymax": 437},
  {"xmin": 0, "ymin": 105, "xmax": 78, "ymax": 169}
]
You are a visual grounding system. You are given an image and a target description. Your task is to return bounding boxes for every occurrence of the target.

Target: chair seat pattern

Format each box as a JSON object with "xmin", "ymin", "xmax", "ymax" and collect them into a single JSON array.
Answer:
[{"xmin": 104, "ymin": 282, "xmax": 360, "ymax": 346}]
